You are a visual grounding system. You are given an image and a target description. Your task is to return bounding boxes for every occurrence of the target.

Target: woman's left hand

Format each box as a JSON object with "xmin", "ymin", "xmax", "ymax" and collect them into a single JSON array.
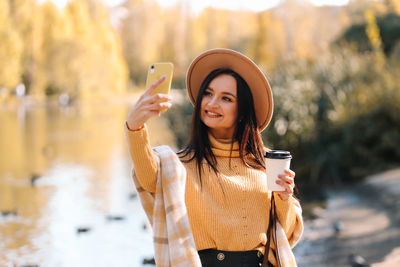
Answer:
[{"xmin": 275, "ymin": 169, "xmax": 295, "ymax": 200}]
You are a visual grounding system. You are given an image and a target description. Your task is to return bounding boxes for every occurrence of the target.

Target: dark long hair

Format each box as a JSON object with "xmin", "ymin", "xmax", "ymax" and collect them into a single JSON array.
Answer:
[{"xmin": 178, "ymin": 68, "xmax": 266, "ymax": 182}]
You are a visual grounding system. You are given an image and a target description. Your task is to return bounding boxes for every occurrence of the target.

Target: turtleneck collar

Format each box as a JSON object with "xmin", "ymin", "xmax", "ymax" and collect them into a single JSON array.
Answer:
[{"xmin": 208, "ymin": 133, "xmax": 240, "ymax": 157}]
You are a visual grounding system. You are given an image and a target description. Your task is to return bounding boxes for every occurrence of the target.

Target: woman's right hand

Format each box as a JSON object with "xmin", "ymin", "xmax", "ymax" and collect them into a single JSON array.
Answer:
[{"xmin": 126, "ymin": 76, "xmax": 172, "ymax": 130}]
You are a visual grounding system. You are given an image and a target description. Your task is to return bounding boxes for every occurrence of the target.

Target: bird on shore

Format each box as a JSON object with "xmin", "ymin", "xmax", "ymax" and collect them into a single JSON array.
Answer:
[
  {"xmin": 76, "ymin": 227, "xmax": 91, "ymax": 234},
  {"xmin": 142, "ymin": 222, "xmax": 150, "ymax": 231},
  {"xmin": 30, "ymin": 174, "xmax": 41, "ymax": 187},
  {"xmin": 142, "ymin": 257, "xmax": 155, "ymax": 265},
  {"xmin": 129, "ymin": 192, "xmax": 138, "ymax": 200},
  {"xmin": 1, "ymin": 210, "xmax": 18, "ymax": 217},
  {"xmin": 333, "ymin": 221, "xmax": 344, "ymax": 236},
  {"xmin": 349, "ymin": 253, "xmax": 370, "ymax": 267},
  {"xmin": 106, "ymin": 215, "xmax": 125, "ymax": 221}
]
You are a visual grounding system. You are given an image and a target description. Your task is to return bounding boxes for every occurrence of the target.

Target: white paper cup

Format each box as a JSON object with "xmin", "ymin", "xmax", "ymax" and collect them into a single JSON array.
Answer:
[{"xmin": 265, "ymin": 150, "xmax": 292, "ymax": 192}]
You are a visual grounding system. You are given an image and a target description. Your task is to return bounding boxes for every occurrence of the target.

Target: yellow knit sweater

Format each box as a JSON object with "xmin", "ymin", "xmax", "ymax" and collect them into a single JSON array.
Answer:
[{"xmin": 125, "ymin": 124, "xmax": 298, "ymax": 254}]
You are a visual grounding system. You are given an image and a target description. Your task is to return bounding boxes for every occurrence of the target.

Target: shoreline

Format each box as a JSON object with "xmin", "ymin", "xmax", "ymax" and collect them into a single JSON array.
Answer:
[{"xmin": 295, "ymin": 168, "xmax": 400, "ymax": 267}]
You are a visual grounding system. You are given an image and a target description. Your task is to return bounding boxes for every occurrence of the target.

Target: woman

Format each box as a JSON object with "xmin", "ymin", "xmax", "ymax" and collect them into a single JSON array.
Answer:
[{"xmin": 125, "ymin": 49, "xmax": 303, "ymax": 267}]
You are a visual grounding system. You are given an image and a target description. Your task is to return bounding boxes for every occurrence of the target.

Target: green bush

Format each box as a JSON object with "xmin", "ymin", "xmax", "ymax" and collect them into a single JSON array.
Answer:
[
  {"xmin": 335, "ymin": 102, "xmax": 400, "ymax": 180},
  {"xmin": 337, "ymin": 13, "xmax": 400, "ymax": 55},
  {"xmin": 262, "ymin": 47, "xmax": 400, "ymax": 195}
]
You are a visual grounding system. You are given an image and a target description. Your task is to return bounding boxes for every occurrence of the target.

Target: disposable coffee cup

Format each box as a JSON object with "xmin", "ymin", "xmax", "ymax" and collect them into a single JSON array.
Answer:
[{"xmin": 265, "ymin": 150, "xmax": 292, "ymax": 192}]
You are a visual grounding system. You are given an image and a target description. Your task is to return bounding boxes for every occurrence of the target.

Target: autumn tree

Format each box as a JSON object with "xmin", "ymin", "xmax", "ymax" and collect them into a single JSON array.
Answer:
[
  {"xmin": 120, "ymin": 0, "xmax": 164, "ymax": 85},
  {"xmin": 8, "ymin": 0, "xmax": 47, "ymax": 98},
  {"xmin": 45, "ymin": 0, "xmax": 128, "ymax": 99},
  {"xmin": 0, "ymin": 0, "xmax": 23, "ymax": 100}
]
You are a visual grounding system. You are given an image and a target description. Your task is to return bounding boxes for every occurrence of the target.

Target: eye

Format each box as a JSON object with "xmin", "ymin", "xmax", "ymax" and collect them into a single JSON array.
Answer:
[
  {"xmin": 222, "ymin": 96, "xmax": 232, "ymax": 102},
  {"xmin": 203, "ymin": 91, "xmax": 212, "ymax": 96}
]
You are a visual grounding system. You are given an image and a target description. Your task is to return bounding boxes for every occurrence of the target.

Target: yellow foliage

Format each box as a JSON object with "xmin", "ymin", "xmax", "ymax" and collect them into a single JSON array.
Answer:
[
  {"xmin": 65, "ymin": 0, "xmax": 94, "ymax": 42},
  {"xmin": 364, "ymin": 9, "xmax": 385, "ymax": 66},
  {"xmin": 249, "ymin": 11, "xmax": 285, "ymax": 70},
  {"xmin": 0, "ymin": 1, "xmax": 9, "ymax": 31},
  {"xmin": 1, "ymin": 0, "xmax": 397, "ymax": 101},
  {"xmin": 120, "ymin": 0, "xmax": 164, "ymax": 85},
  {"xmin": 0, "ymin": 0, "xmax": 23, "ymax": 92},
  {"xmin": 364, "ymin": 10, "xmax": 383, "ymax": 51},
  {"xmin": 44, "ymin": 0, "xmax": 128, "ymax": 99},
  {"xmin": 390, "ymin": 0, "xmax": 400, "ymax": 15}
]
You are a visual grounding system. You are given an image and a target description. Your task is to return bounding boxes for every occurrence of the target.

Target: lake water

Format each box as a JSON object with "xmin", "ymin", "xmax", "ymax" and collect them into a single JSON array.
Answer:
[{"xmin": 0, "ymin": 102, "xmax": 175, "ymax": 267}]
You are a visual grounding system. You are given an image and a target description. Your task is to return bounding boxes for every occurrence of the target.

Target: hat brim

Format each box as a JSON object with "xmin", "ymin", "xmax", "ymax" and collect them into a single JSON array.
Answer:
[{"xmin": 186, "ymin": 48, "xmax": 273, "ymax": 132}]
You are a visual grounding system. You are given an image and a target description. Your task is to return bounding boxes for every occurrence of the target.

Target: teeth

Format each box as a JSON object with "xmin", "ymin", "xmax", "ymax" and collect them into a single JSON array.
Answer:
[{"xmin": 207, "ymin": 111, "xmax": 220, "ymax": 116}]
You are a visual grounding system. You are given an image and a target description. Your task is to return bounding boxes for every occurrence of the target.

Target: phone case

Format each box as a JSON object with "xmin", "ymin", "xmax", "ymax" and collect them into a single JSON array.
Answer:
[{"xmin": 146, "ymin": 62, "xmax": 174, "ymax": 96}]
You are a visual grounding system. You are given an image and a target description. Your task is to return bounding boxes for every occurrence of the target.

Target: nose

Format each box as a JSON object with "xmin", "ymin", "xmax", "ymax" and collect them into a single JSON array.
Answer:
[{"xmin": 207, "ymin": 96, "xmax": 219, "ymax": 108}]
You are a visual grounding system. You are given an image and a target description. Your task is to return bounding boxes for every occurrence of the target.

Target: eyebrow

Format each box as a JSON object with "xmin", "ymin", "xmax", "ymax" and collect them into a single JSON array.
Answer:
[{"xmin": 206, "ymin": 87, "xmax": 237, "ymax": 98}]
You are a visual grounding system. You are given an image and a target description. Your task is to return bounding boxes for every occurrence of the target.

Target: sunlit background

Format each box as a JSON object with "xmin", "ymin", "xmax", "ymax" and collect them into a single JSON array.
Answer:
[{"xmin": 1, "ymin": 0, "xmax": 400, "ymax": 266}]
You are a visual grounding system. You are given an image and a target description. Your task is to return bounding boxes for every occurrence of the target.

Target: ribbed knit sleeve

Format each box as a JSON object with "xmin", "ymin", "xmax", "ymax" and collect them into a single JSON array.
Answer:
[
  {"xmin": 124, "ymin": 123, "xmax": 158, "ymax": 193},
  {"xmin": 274, "ymin": 193, "xmax": 297, "ymax": 237}
]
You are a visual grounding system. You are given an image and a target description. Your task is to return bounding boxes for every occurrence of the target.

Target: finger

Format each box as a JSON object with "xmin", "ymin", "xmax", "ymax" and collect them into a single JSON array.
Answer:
[
  {"xmin": 276, "ymin": 180, "xmax": 294, "ymax": 194},
  {"xmin": 145, "ymin": 76, "xmax": 166, "ymax": 95},
  {"xmin": 142, "ymin": 110, "xmax": 161, "ymax": 120},
  {"xmin": 145, "ymin": 102, "xmax": 172, "ymax": 111},
  {"xmin": 284, "ymin": 169, "xmax": 295, "ymax": 178},
  {"xmin": 150, "ymin": 93, "xmax": 172, "ymax": 103},
  {"xmin": 141, "ymin": 93, "xmax": 171, "ymax": 106},
  {"xmin": 275, "ymin": 191, "xmax": 290, "ymax": 201},
  {"xmin": 278, "ymin": 174, "xmax": 294, "ymax": 185}
]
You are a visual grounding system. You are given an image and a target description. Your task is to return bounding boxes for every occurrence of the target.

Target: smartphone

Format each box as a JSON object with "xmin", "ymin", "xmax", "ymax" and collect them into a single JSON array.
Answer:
[{"xmin": 146, "ymin": 62, "xmax": 174, "ymax": 112}]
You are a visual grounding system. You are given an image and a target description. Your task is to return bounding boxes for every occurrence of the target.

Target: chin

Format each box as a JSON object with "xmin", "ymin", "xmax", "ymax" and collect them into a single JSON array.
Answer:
[{"xmin": 204, "ymin": 122, "xmax": 218, "ymax": 129}]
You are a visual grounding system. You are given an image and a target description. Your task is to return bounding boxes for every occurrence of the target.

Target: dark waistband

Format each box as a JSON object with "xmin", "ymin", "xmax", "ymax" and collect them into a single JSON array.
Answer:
[{"xmin": 198, "ymin": 249, "xmax": 263, "ymax": 267}]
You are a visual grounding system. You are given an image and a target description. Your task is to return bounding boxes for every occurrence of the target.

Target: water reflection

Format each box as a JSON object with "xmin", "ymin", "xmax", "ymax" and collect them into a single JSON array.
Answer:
[{"xmin": 0, "ymin": 103, "xmax": 175, "ymax": 267}]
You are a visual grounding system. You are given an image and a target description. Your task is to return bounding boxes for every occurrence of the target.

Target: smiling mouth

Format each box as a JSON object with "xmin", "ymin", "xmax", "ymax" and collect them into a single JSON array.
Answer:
[{"xmin": 205, "ymin": 110, "xmax": 222, "ymax": 118}]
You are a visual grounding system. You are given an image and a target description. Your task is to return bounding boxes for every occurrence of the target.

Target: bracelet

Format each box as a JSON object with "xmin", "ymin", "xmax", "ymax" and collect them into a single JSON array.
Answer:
[{"xmin": 125, "ymin": 121, "xmax": 144, "ymax": 131}]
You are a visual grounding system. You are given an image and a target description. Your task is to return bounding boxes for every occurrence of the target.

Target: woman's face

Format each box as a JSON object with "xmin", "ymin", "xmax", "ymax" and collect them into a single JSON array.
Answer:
[{"xmin": 200, "ymin": 74, "xmax": 238, "ymax": 139}]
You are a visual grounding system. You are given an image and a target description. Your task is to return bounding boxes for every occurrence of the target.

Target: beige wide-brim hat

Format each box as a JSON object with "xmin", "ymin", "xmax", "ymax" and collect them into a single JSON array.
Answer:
[{"xmin": 186, "ymin": 48, "xmax": 274, "ymax": 132}]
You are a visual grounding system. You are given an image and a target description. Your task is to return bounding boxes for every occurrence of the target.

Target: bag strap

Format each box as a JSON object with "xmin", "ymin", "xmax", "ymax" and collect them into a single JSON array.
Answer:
[{"xmin": 262, "ymin": 193, "xmax": 281, "ymax": 267}]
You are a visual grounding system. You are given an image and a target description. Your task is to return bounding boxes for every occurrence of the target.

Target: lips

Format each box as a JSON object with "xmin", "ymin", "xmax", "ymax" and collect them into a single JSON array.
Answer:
[{"xmin": 205, "ymin": 110, "xmax": 222, "ymax": 118}]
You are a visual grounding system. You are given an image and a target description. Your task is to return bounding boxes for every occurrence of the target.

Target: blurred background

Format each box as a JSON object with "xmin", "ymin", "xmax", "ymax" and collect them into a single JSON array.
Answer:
[{"xmin": 1, "ymin": 0, "xmax": 400, "ymax": 266}]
